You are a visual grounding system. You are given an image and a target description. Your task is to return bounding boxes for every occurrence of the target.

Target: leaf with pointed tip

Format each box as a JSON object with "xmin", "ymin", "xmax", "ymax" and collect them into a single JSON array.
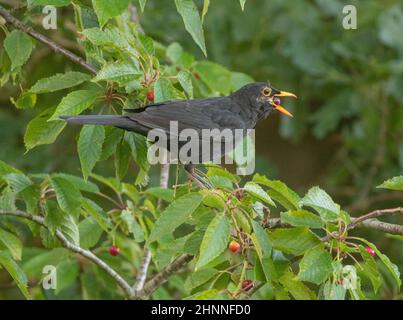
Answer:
[{"xmin": 78, "ymin": 125, "xmax": 105, "ymax": 180}]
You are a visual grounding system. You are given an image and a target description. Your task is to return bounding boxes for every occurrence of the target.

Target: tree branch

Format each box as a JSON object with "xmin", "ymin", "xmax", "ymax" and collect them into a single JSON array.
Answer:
[
  {"xmin": 133, "ymin": 253, "xmax": 193, "ymax": 300},
  {"xmin": 0, "ymin": 210, "xmax": 133, "ymax": 297},
  {"xmin": 347, "ymin": 207, "xmax": 403, "ymax": 230},
  {"xmin": 0, "ymin": 4, "xmax": 98, "ymax": 74}
]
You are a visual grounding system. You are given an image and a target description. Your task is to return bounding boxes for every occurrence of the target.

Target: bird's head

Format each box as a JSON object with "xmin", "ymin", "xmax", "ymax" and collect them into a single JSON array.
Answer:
[{"xmin": 234, "ymin": 82, "xmax": 297, "ymax": 117}]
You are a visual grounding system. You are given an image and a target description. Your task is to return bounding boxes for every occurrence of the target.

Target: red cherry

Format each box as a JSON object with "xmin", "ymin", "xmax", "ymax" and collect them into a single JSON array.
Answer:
[
  {"xmin": 364, "ymin": 246, "xmax": 375, "ymax": 257},
  {"xmin": 241, "ymin": 279, "xmax": 253, "ymax": 291},
  {"xmin": 146, "ymin": 90, "xmax": 154, "ymax": 102},
  {"xmin": 228, "ymin": 241, "xmax": 241, "ymax": 253},
  {"xmin": 273, "ymin": 97, "xmax": 281, "ymax": 105},
  {"xmin": 109, "ymin": 245, "xmax": 120, "ymax": 256}
]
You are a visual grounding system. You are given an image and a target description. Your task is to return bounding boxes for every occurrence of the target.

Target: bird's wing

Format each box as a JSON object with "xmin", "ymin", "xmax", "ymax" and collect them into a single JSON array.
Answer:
[{"xmin": 127, "ymin": 98, "xmax": 247, "ymax": 136}]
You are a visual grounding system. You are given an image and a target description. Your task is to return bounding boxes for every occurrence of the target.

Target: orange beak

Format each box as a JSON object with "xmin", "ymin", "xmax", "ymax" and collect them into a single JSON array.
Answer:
[{"xmin": 273, "ymin": 90, "xmax": 297, "ymax": 117}]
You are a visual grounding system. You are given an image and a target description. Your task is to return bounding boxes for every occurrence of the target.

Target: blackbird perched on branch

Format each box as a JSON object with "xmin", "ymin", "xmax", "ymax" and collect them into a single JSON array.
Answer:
[{"xmin": 61, "ymin": 82, "xmax": 296, "ymax": 187}]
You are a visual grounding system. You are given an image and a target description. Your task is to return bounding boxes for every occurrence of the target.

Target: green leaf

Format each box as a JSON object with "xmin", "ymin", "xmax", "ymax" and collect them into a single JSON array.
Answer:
[
  {"xmin": 92, "ymin": 0, "xmax": 130, "ymax": 27},
  {"xmin": 250, "ymin": 220, "xmax": 272, "ymax": 260},
  {"xmin": 28, "ymin": 0, "xmax": 71, "ymax": 7},
  {"xmin": 358, "ymin": 245, "xmax": 381, "ymax": 293},
  {"xmin": 23, "ymin": 248, "xmax": 69, "ymax": 277},
  {"xmin": 185, "ymin": 268, "xmax": 217, "ymax": 292},
  {"xmin": 0, "ymin": 160, "xmax": 21, "ymax": 179},
  {"xmin": 300, "ymin": 186, "xmax": 340, "ymax": 221},
  {"xmin": 323, "ymin": 281, "xmax": 346, "ymax": 300},
  {"xmin": 78, "ymin": 125, "xmax": 105, "ymax": 180},
  {"xmin": 356, "ymin": 238, "xmax": 401, "ymax": 288},
  {"xmin": 11, "ymin": 92, "xmax": 37, "ymax": 109},
  {"xmin": 120, "ymin": 209, "xmax": 144, "ymax": 242},
  {"xmin": 3, "ymin": 173, "xmax": 32, "ymax": 194},
  {"xmin": 24, "ymin": 107, "xmax": 66, "ymax": 151},
  {"xmin": 377, "ymin": 176, "xmax": 403, "ymax": 191},
  {"xmin": 29, "ymin": 72, "xmax": 91, "ymax": 94},
  {"xmin": 82, "ymin": 26, "xmax": 128, "ymax": 48},
  {"xmin": 145, "ymin": 187, "xmax": 174, "ymax": 202},
  {"xmin": 196, "ymin": 213, "xmax": 230, "ymax": 269},
  {"xmin": 154, "ymin": 78, "xmax": 183, "ymax": 102},
  {"xmin": 269, "ymin": 227, "xmax": 321, "ymax": 256},
  {"xmin": 253, "ymin": 174, "xmax": 300, "ymax": 210},
  {"xmin": 177, "ymin": 70, "xmax": 194, "ymax": 98},
  {"xmin": 79, "ymin": 217, "xmax": 103, "ymax": 249},
  {"xmin": 244, "ymin": 182, "xmax": 275, "ymax": 206},
  {"xmin": 114, "ymin": 137, "xmax": 131, "ymax": 180},
  {"xmin": 52, "ymin": 173, "xmax": 99, "ymax": 193},
  {"xmin": 55, "ymin": 260, "xmax": 79, "ymax": 294},
  {"xmin": 4, "ymin": 30, "xmax": 34, "ymax": 71},
  {"xmin": 60, "ymin": 214, "xmax": 80, "ymax": 246},
  {"xmin": 50, "ymin": 176, "xmax": 82, "ymax": 218},
  {"xmin": 230, "ymin": 72, "xmax": 254, "ymax": 91},
  {"xmin": 194, "ymin": 61, "xmax": 231, "ymax": 95},
  {"xmin": 81, "ymin": 199, "xmax": 111, "ymax": 232},
  {"xmin": 148, "ymin": 193, "xmax": 203, "ymax": 243},
  {"xmin": 175, "ymin": 0, "xmax": 207, "ymax": 56},
  {"xmin": 0, "ymin": 252, "xmax": 30, "ymax": 299},
  {"xmin": 298, "ymin": 244, "xmax": 332, "ymax": 285},
  {"xmin": 93, "ymin": 62, "xmax": 140, "ymax": 86},
  {"xmin": 279, "ymin": 269, "xmax": 317, "ymax": 300},
  {"xmin": 0, "ymin": 228, "xmax": 22, "ymax": 260},
  {"xmin": 280, "ymin": 210, "xmax": 324, "ymax": 229},
  {"xmin": 49, "ymin": 89, "xmax": 100, "ymax": 121}
]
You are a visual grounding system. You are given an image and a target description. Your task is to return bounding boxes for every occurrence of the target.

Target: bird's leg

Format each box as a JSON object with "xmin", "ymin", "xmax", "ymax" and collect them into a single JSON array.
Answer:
[{"xmin": 184, "ymin": 164, "xmax": 213, "ymax": 189}]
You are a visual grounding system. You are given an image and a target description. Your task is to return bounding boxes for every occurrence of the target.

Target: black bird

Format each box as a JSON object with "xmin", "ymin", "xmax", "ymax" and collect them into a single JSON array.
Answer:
[{"xmin": 61, "ymin": 82, "xmax": 296, "ymax": 187}]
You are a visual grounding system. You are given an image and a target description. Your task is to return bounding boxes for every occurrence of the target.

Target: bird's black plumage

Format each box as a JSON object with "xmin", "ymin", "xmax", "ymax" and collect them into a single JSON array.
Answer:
[{"xmin": 61, "ymin": 82, "xmax": 296, "ymax": 186}]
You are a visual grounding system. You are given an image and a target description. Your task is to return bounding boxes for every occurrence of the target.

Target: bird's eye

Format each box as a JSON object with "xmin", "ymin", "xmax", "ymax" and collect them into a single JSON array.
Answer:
[{"xmin": 263, "ymin": 87, "xmax": 272, "ymax": 96}]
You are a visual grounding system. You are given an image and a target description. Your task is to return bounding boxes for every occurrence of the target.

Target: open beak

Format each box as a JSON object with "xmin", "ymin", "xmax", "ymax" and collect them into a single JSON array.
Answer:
[{"xmin": 273, "ymin": 90, "xmax": 297, "ymax": 117}]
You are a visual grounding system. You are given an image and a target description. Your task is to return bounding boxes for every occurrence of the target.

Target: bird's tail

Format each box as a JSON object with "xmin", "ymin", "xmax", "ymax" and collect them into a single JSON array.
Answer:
[{"xmin": 60, "ymin": 115, "xmax": 146, "ymax": 134}]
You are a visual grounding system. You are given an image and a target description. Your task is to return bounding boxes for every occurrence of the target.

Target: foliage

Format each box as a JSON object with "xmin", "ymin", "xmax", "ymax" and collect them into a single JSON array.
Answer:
[{"xmin": 0, "ymin": 0, "xmax": 402, "ymax": 300}]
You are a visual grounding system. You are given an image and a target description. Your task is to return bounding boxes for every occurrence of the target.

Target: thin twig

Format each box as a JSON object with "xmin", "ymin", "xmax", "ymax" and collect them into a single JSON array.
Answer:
[
  {"xmin": 0, "ymin": 210, "xmax": 133, "ymax": 297},
  {"xmin": 0, "ymin": 4, "xmax": 98, "ymax": 74},
  {"xmin": 347, "ymin": 207, "xmax": 403, "ymax": 230},
  {"xmin": 133, "ymin": 254, "xmax": 193, "ymax": 300}
]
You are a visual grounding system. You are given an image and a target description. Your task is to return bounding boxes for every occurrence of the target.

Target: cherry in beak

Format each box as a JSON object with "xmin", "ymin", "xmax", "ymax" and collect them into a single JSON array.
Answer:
[{"xmin": 272, "ymin": 90, "xmax": 297, "ymax": 117}]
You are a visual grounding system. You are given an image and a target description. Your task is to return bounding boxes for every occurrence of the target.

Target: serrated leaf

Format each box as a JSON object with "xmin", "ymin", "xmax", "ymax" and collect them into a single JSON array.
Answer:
[
  {"xmin": 244, "ymin": 182, "xmax": 275, "ymax": 206},
  {"xmin": 323, "ymin": 281, "xmax": 346, "ymax": 300},
  {"xmin": 300, "ymin": 186, "xmax": 340, "ymax": 221},
  {"xmin": 29, "ymin": 72, "xmax": 91, "ymax": 94},
  {"xmin": 154, "ymin": 78, "xmax": 183, "ymax": 102},
  {"xmin": 4, "ymin": 30, "xmax": 34, "ymax": 71},
  {"xmin": 177, "ymin": 70, "xmax": 194, "ymax": 98},
  {"xmin": 298, "ymin": 244, "xmax": 332, "ymax": 285},
  {"xmin": 78, "ymin": 125, "xmax": 105, "ymax": 180},
  {"xmin": 52, "ymin": 173, "xmax": 99, "ymax": 193},
  {"xmin": 253, "ymin": 173, "xmax": 300, "ymax": 210},
  {"xmin": 0, "ymin": 228, "xmax": 23, "ymax": 260},
  {"xmin": 0, "ymin": 252, "xmax": 30, "ymax": 299},
  {"xmin": 3, "ymin": 173, "xmax": 32, "ymax": 194},
  {"xmin": 92, "ymin": 0, "xmax": 130, "ymax": 27},
  {"xmin": 149, "ymin": 193, "xmax": 203, "ymax": 243},
  {"xmin": 120, "ymin": 209, "xmax": 144, "ymax": 242},
  {"xmin": 82, "ymin": 26, "xmax": 128, "ymax": 48},
  {"xmin": 50, "ymin": 176, "xmax": 82, "ymax": 218},
  {"xmin": 269, "ymin": 227, "xmax": 321, "ymax": 256},
  {"xmin": 145, "ymin": 187, "xmax": 174, "ymax": 202},
  {"xmin": 60, "ymin": 214, "xmax": 80, "ymax": 246},
  {"xmin": 93, "ymin": 62, "xmax": 140, "ymax": 85},
  {"xmin": 279, "ymin": 269, "xmax": 317, "ymax": 300},
  {"xmin": 377, "ymin": 176, "xmax": 403, "ymax": 191},
  {"xmin": 196, "ymin": 213, "xmax": 230, "ymax": 269},
  {"xmin": 358, "ymin": 245, "xmax": 381, "ymax": 293},
  {"xmin": 280, "ymin": 210, "xmax": 323, "ymax": 229},
  {"xmin": 356, "ymin": 238, "xmax": 401, "ymax": 288},
  {"xmin": 175, "ymin": 0, "xmax": 207, "ymax": 56},
  {"xmin": 185, "ymin": 268, "xmax": 217, "ymax": 292},
  {"xmin": 79, "ymin": 217, "xmax": 103, "ymax": 249},
  {"xmin": 0, "ymin": 160, "xmax": 21, "ymax": 179},
  {"xmin": 24, "ymin": 107, "xmax": 66, "ymax": 151},
  {"xmin": 49, "ymin": 89, "xmax": 100, "ymax": 121},
  {"xmin": 250, "ymin": 220, "xmax": 272, "ymax": 260}
]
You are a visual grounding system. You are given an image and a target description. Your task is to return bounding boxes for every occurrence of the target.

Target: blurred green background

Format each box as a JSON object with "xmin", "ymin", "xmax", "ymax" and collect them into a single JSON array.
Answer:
[{"xmin": 0, "ymin": 0, "xmax": 402, "ymax": 298}]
